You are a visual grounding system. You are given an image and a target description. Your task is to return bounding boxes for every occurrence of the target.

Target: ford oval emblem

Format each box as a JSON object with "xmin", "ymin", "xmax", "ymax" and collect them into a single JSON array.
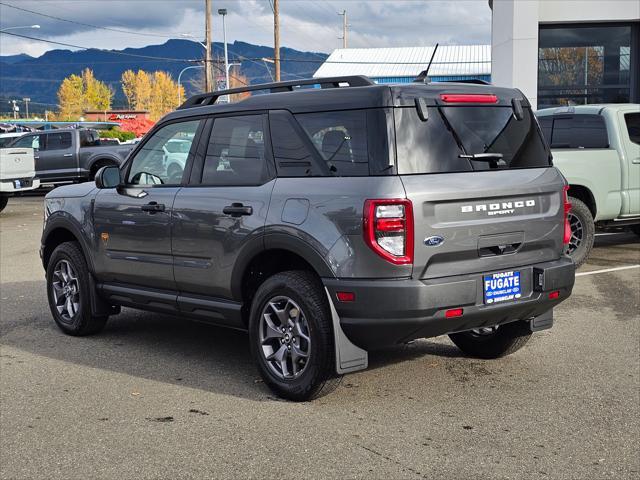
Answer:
[{"xmin": 424, "ymin": 235, "xmax": 444, "ymax": 247}]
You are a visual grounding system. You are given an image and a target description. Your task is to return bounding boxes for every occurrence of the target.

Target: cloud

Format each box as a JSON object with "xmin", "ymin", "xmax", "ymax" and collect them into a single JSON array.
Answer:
[{"xmin": 0, "ymin": 0, "xmax": 491, "ymax": 57}]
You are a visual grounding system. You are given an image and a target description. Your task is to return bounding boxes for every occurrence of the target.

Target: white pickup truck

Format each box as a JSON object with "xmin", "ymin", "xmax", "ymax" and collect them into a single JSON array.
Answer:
[
  {"xmin": 536, "ymin": 104, "xmax": 640, "ymax": 267},
  {"xmin": 0, "ymin": 146, "xmax": 41, "ymax": 213}
]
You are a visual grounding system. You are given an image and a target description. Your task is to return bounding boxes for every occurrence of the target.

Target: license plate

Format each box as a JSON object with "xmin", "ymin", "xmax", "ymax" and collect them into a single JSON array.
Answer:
[
  {"xmin": 484, "ymin": 270, "xmax": 521, "ymax": 304},
  {"xmin": 13, "ymin": 179, "xmax": 22, "ymax": 189}
]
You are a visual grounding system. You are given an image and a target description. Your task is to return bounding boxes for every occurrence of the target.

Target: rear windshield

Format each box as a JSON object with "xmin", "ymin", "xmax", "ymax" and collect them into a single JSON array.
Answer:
[{"xmin": 395, "ymin": 106, "xmax": 551, "ymax": 174}]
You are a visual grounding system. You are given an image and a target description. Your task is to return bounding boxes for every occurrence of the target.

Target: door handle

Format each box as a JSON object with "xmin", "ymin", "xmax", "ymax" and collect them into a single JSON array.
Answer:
[
  {"xmin": 223, "ymin": 203, "xmax": 253, "ymax": 217},
  {"xmin": 141, "ymin": 201, "xmax": 165, "ymax": 213},
  {"xmin": 632, "ymin": 157, "xmax": 640, "ymax": 164},
  {"xmin": 63, "ymin": 153, "xmax": 73, "ymax": 157}
]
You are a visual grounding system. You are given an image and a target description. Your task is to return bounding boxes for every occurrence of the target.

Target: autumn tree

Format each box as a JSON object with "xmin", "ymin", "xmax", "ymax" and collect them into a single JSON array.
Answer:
[
  {"xmin": 57, "ymin": 68, "xmax": 112, "ymax": 120},
  {"xmin": 120, "ymin": 69, "xmax": 183, "ymax": 120}
]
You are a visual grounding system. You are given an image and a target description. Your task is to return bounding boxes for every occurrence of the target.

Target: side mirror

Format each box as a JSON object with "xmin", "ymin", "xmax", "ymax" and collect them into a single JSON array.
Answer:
[{"xmin": 95, "ymin": 165, "xmax": 121, "ymax": 189}]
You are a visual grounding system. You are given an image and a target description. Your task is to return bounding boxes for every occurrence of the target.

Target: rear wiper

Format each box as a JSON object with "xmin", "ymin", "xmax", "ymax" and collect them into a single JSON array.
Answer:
[{"xmin": 458, "ymin": 153, "xmax": 507, "ymax": 169}]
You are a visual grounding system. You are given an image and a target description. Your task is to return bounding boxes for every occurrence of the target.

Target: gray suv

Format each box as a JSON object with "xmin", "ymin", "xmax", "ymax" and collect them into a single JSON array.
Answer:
[{"xmin": 41, "ymin": 76, "xmax": 575, "ymax": 401}]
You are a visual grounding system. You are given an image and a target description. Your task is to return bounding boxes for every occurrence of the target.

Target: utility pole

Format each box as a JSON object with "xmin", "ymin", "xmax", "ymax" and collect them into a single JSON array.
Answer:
[
  {"xmin": 22, "ymin": 97, "xmax": 30, "ymax": 118},
  {"xmin": 273, "ymin": 0, "xmax": 280, "ymax": 81},
  {"xmin": 338, "ymin": 10, "xmax": 348, "ymax": 49},
  {"xmin": 204, "ymin": 0, "xmax": 213, "ymax": 91}
]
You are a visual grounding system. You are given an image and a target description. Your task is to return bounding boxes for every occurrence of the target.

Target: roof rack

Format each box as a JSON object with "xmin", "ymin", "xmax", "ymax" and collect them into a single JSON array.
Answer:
[{"xmin": 177, "ymin": 75, "xmax": 376, "ymax": 110}]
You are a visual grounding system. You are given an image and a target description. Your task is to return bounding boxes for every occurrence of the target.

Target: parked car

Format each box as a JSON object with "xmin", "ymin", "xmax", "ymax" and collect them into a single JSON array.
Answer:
[
  {"xmin": 0, "ymin": 145, "xmax": 40, "ymax": 212},
  {"xmin": 41, "ymin": 76, "xmax": 575, "ymax": 401},
  {"xmin": 536, "ymin": 104, "xmax": 640, "ymax": 266},
  {"xmin": 8, "ymin": 128, "xmax": 133, "ymax": 185}
]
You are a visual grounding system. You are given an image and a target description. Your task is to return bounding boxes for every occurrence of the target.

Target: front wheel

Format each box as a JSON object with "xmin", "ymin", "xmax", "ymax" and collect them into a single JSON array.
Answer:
[
  {"xmin": 0, "ymin": 196, "xmax": 8, "ymax": 213},
  {"xmin": 46, "ymin": 241, "xmax": 108, "ymax": 336},
  {"xmin": 249, "ymin": 271, "xmax": 341, "ymax": 401},
  {"xmin": 631, "ymin": 224, "xmax": 640, "ymax": 237},
  {"xmin": 448, "ymin": 321, "xmax": 532, "ymax": 359}
]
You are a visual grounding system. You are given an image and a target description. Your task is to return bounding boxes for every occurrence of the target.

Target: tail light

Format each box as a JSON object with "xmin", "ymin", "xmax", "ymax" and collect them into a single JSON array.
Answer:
[
  {"xmin": 562, "ymin": 186, "xmax": 572, "ymax": 245},
  {"xmin": 363, "ymin": 199, "xmax": 414, "ymax": 265},
  {"xmin": 440, "ymin": 93, "xmax": 498, "ymax": 104}
]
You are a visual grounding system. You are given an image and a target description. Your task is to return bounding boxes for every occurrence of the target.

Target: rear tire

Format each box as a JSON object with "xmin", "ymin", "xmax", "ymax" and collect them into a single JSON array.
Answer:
[
  {"xmin": 449, "ymin": 321, "xmax": 532, "ymax": 359},
  {"xmin": 46, "ymin": 241, "xmax": 108, "ymax": 336},
  {"xmin": 566, "ymin": 196, "xmax": 595, "ymax": 268},
  {"xmin": 249, "ymin": 270, "xmax": 342, "ymax": 401},
  {"xmin": 0, "ymin": 196, "xmax": 8, "ymax": 213}
]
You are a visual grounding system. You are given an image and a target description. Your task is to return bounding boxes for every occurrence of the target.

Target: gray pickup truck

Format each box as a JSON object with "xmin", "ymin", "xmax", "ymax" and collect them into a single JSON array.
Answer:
[{"xmin": 8, "ymin": 128, "xmax": 132, "ymax": 184}]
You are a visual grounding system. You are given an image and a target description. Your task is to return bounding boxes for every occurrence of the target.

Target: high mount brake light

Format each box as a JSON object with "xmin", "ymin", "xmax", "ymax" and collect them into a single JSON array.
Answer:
[
  {"xmin": 440, "ymin": 93, "xmax": 499, "ymax": 104},
  {"xmin": 563, "ymin": 185, "xmax": 572, "ymax": 246},
  {"xmin": 363, "ymin": 199, "xmax": 414, "ymax": 265}
]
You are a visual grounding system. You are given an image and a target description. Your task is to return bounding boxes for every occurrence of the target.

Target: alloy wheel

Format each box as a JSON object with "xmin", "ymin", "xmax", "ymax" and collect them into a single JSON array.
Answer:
[
  {"xmin": 566, "ymin": 212, "xmax": 583, "ymax": 255},
  {"xmin": 259, "ymin": 296, "xmax": 311, "ymax": 379},
  {"xmin": 51, "ymin": 259, "xmax": 80, "ymax": 322}
]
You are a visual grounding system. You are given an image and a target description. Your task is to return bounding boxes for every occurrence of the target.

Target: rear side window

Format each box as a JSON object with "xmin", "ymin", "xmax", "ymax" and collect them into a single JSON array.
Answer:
[
  {"xmin": 45, "ymin": 132, "xmax": 72, "ymax": 151},
  {"xmin": 295, "ymin": 110, "xmax": 369, "ymax": 176},
  {"xmin": 625, "ymin": 113, "xmax": 640, "ymax": 146},
  {"xmin": 395, "ymin": 106, "xmax": 550, "ymax": 174},
  {"xmin": 80, "ymin": 130, "xmax": 99, "ymax": 147},
  {"xmin": 550, "ymin": 115, "xmax": 609, "ymax": 149},
  {"xmin": 202, "ymin": 115, "xmax": 268, "ymax": 186}
]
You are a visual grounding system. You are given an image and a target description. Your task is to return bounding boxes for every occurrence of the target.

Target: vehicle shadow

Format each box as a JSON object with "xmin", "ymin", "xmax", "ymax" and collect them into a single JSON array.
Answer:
[{"xmin": 0, "ymin": 280, "xmax": 463, "ymax": 400}]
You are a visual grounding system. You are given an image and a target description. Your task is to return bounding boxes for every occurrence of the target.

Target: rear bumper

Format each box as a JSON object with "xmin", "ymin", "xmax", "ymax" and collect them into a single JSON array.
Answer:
[
  {"xmin": 0, "ymin": 177, "xmax": 40, "ymax": 194},
  {"xmin": 323, "ymin": 256, "xmax": 575, "ymax": 350}
]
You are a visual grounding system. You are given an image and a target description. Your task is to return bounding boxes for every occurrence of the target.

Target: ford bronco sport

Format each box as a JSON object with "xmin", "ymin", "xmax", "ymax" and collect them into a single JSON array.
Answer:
[{"xmin": 41, "ymin": 76, "xmax": 575, "ymax": 401}]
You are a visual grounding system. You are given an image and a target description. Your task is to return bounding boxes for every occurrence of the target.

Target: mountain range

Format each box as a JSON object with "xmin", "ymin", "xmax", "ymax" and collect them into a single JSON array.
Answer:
[{"xmin": 0, "ymin": 39, "xmax": 327, "ymax": 113}]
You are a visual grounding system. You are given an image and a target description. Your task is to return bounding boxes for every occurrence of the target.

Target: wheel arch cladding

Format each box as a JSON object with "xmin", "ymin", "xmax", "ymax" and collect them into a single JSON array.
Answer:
[
  {"xmin": 235, "ymin": 247, "xmax": 332, "ymax": 326},
  {"xmin": 568, "ymin": 184, "xmax": 597, "ymax": 217},
  {"xmin": 42, "ymin": 222, "xmax": 94, "ymax": 273}
]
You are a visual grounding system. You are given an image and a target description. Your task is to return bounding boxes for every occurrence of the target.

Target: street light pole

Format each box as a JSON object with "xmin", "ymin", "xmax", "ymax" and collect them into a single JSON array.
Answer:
[
  {"xmin": 218, "ymin": 9, "xmax": 230, "ymax": 93},
  {"xmin": 177, "ymin": 65, "xmax": 205, "ymax": 104}
]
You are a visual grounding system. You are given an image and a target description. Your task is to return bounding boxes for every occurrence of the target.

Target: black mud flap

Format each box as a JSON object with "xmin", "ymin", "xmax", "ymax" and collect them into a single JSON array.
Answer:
[
  {"xmin": 89, "ymin": 274, "xmax": 120, "ymax": 317},
  {"xmin": 530, "ymin": 308, "xmax": 553, "ymax": 332}
]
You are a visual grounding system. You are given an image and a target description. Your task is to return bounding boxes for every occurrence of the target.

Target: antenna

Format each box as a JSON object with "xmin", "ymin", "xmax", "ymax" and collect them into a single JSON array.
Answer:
[{"xmin": 413, "ymin": 43, "xmax": 439, "ymax": 83}]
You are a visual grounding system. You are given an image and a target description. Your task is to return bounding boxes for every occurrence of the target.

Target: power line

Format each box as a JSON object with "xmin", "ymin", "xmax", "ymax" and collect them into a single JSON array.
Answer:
[
  {"xmin": 0, "ymin": 30, "xmax": 198, "ymax": 63},
  {"xmin": 0, "ymin": 1, "xmax": 181, "ymax": 39}
]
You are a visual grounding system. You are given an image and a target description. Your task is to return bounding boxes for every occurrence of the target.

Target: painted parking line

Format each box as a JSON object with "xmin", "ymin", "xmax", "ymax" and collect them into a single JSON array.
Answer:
[{"xmin": 576, "ymin": 265, "xmax": 640, "ymax": 277}]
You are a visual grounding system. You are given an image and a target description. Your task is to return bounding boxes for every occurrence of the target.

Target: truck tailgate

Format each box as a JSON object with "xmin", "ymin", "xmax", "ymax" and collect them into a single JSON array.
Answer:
[{"xmin": 0, "ymin": 148, "xmax": 36, "ymax": 180}]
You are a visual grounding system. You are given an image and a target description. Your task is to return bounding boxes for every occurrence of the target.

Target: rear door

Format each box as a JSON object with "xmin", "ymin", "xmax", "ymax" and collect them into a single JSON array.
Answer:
[
  {"xmin": 395, "ymin": 102, "xmax": 565, "ymax": 282},
  {"xmin": 37, "ymin": 131, "xmax": 76, "ymax": 182},
  {"xmin": 172, "ymin": 113, "xmax": 274, "ymax": 322}
]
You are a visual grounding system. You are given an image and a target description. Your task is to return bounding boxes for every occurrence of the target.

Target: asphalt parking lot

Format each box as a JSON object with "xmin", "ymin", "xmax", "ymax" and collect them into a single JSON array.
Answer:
[{"xmin": 1, "ymin": 195, "xmax": 638, "ymax": 480}]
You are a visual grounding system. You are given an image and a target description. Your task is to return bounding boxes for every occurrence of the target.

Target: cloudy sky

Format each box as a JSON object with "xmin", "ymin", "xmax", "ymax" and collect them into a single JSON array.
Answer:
[{"xmin": 0, "ymin": 0, "xmax": 491, "ymax": 57}]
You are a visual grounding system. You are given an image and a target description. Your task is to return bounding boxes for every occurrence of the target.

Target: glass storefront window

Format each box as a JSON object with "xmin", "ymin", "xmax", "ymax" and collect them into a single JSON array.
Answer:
[{"xmin": 538, "ymin": 24, "xmax": 633, "ymax": 108}]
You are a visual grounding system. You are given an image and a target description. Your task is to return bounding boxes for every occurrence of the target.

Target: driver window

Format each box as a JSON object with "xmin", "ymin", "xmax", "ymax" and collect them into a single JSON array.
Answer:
[{"xmin": 127, "ymin": 120, "xmax": 201, "ymax": 186}]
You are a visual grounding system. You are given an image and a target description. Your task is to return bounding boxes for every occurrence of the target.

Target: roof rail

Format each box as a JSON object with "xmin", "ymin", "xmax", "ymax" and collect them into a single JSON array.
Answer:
[{"xmin": 178, "ymin": 75, "xmax": 376, "ymax": 110}]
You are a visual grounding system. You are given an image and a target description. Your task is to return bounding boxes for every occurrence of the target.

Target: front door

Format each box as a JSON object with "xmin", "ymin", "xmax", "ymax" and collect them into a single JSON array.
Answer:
[
  {"xmin": 93, "ymin": 119, "xmax": 203, "ymax": 291},
  {"xmin": 619, "ymin": 110, "xmax": 640, "ymax": 215},
  {"xmin": 172, "ymin": 114, "xmax": 274, "ymax": 310}
]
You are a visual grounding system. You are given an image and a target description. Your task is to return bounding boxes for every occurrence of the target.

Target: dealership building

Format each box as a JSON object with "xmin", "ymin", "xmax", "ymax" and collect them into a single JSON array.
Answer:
[{"xmin": 314, "ymin": 1, "xmax": 639, "ymax": 109}]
